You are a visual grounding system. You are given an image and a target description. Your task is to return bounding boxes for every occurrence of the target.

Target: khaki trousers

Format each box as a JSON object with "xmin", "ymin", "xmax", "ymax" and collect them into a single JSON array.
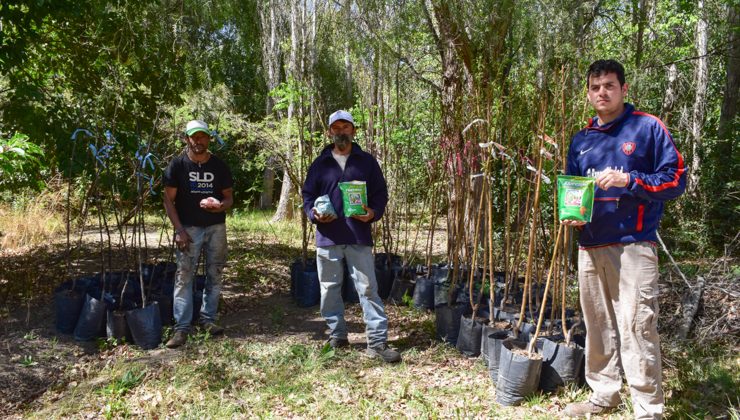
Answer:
[{"xmin": 578, "ymin": 242, "xmax": 664, "ymax": 420}]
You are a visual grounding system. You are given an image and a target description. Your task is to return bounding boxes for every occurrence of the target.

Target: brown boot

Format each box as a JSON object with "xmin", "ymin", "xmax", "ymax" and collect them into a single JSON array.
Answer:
[
  {"xmin": 563, "ymin": 401, "xmax": 614, "ymax": 417},
  {"xmin": 166, "ymin": 330, "xmax": 188, "ymax": 348}
]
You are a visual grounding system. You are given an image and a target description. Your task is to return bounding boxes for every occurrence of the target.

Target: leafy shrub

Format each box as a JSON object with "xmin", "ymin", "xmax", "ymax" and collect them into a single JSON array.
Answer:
[{"xmin": 0, "ymin": 133, "xmax": 46, "ymax": 191}]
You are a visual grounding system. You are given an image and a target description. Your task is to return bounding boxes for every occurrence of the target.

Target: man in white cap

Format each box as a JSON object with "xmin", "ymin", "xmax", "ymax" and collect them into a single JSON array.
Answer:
[
  {"xmin": 301, "ymin": 110, "xmax": 401, "ymax": 363},
  {"xmin": 163, "ymin": 119, "xmax": 234, "ymax": 348}
]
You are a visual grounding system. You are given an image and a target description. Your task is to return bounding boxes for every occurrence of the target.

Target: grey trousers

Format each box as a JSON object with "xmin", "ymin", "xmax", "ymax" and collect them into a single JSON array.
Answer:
[{"xmin": 578, "ymin": 242, "xmax": 664, "ymax": 420}]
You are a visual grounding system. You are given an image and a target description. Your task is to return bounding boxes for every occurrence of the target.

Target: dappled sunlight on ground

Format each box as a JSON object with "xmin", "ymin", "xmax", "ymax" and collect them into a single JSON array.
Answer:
[{"xmin": 0, "ymin": 214, "xmax": 736, "ymax": 418}]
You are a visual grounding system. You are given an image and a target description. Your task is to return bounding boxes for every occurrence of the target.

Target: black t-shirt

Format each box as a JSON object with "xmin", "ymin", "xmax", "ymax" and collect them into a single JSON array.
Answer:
[{"xmin": 163, "ymin": 153, "xmax": 234, "ymax": 227}]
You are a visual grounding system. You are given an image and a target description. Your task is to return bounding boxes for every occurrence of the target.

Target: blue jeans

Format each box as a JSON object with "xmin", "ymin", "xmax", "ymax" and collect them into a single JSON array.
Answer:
[
  {"xmin": 316, "ymin": 245, "xmax": 388, "ymax": 347},
  {"xmin": 173, "ymin": 223, "xmax": 227, "ymax": 332}
]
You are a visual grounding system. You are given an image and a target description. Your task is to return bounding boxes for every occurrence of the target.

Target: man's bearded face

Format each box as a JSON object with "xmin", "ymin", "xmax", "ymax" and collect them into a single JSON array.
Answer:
[{"xmin": 332, "ymin": 133, "xmax": 352, "ymax": 151}]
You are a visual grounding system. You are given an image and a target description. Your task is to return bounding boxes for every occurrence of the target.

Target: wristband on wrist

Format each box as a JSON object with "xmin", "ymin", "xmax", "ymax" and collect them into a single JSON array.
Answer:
[{"xmin": 175, "ymin": 227, "xmax": 185, "ymax": 235}]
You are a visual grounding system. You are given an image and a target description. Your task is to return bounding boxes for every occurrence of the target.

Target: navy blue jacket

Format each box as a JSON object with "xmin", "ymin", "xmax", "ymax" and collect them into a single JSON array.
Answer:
[
  {"xmin": 302, "ymin": 142, "xmax": 388, "ymax": 247},
  {"xmin": 566, "ymin": 103, "xmax": 686, "ymax": 247}
]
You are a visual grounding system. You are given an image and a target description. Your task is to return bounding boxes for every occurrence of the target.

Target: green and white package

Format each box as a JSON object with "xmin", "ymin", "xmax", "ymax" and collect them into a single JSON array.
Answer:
[
  {"xmin": 338, "ymin": 181, "xmax": 368, "ymax": 217},
  {"xmin": 557, "ymin": 175, "xmax": 595, "ymax": 222}
]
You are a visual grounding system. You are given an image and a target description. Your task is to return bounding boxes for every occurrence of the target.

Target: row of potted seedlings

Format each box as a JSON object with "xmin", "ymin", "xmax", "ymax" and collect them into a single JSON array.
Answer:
[
  {"xmin": 53, "ymin": 262, "xmax": 201, "ymax": 349},
  {"xmin": 290, "ymin": 252, "xmax": 414, "ymax": 307},
  {"xmin": 56, "ymin": 128, "xmax": 180, "ymax": 349},
  {"xmin": 435, "ymin": 229, "xmax": 586, "ymax": 405}
]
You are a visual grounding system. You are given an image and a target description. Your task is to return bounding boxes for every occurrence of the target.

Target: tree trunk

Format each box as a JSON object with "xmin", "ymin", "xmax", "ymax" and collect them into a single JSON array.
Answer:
[
  {"xmin": 661, "ymin": 63, "xmax": 678, "ymax": 125},
  {"xmin": 688, "ymin": 0, "xmax": 708, "ymax": 195},
  {"xmin": 309, "ymin": 0, "xmax": 319, "ymax": 134},
  {"xmin": 272, "ymin": 167, "xmax": 293, "ymax": 221},
  {"xmin": 260, "ymin": 0, "xmax": 282, "ymax": 114},
  {"xmin": 259, "ymin": 0, "xmax": 283, "ymax": 209},
  {"xmin": 632, "ymin": 0, "xmax": 648, "ymax": 105},
  {"xmin": 272, "ymin": 0, "xmax": 300, "ymax": 222},
  {"xmin": 718, "ymin": 4, "xmax": 739, "ymax": 143},
  {"xmin": 646, "ymin": 0, "xmax": 657, "ymax": 42},
  {"xmin": 259, "ymin": 161, "xmax": 275, "ymax": 209},
  {"xmin": 431, "ymin": 1, "xmax": 468, "ymax": 280},
  {"xmin": 707, "ymin": 3, "xmax": 740, "ymax": 246},
  {"xmin": 344, "ymin": 0, "xmax": 353, "ymax": 106}
]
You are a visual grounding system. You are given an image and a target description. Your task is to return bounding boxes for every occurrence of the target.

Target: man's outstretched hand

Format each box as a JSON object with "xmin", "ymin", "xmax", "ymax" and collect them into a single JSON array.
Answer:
[
  {"xmin": 175, "ymin": 230, "xmax": 192, "ymax": 251},
  {"xmin": 351, "ymin": 205, "xmax": 375, "ymax": 223},
  {"xmin": 312, "ymin": 208, "xmax": 337, "ymax": 223},
  {"xmin": 561, "ymin": 219, "xmax": 587, "ymax": 227},
  {"xmin": 595, "ymin": 169, "xmax": 630, "ymax": 190}
]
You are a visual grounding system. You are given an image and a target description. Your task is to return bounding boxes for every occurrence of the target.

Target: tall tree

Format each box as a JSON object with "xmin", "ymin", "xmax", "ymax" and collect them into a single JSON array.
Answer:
[
  {"xmin": 718, "ymin": 3, "xmax": 740, "ymax": 143},
  {"xmin": 272, "ymin": 0, "xmax": 303, "ymax": 222},
  {"xmin": 632, "ymin": 0, "xmax": 649, "ymax": 105},
  {"xmin": 258, "ymin": 0, "xmax": 285, "ymax": 209},
  {"xmin": 707, "ymin": 2, "xmax": 739, "ymax": 246},
  {"xmin": 688, "ymin": 0, "xmax": 708, "ymax": 195}
]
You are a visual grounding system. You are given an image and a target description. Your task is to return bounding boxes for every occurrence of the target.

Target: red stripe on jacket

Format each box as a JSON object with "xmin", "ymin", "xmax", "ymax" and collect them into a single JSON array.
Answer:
[{"xmin": 631, "ymin": 111, "xmax": 685, "ymax": 192}]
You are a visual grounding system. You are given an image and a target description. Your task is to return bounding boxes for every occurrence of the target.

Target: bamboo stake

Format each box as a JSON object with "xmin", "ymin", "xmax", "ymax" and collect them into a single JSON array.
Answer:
[
  {"xmin": 468, "ymin": 154, "xmax": 490, "ymax": 316},
  {"xmin": 504, "ymin": 168, "xmax": 533, "ymax": 309},
  {"xmin": 501, "ymin": 158, "xmax": 512, "ymax": 309},
  {"xmin": 548, "ymin": 241, "xmax": 561, "ymax": 335},
  {"xmin": 487, "ymin": 165, "xmax": 496, "ymax": 323},
  {"xmin": 96, "ymin": 197, "xmax": 106, "ymax": 300},
  {"xmin": 516, "ymin": 134, "xmax": 546, "ymax": 336},
  {"xmin": 528, "ymin": 223, "xmax": 564, "ymax": 354},
  {"xmin": 426, "ymin": 170, "xmax": 441, "ymax": 273},
  {"xmin": 561, "ymin": 227, "xmax": 572, "ymax": 342},
  {"xmin": 65, "ymin": 132, "xmax": 80, "ymax": 285}
]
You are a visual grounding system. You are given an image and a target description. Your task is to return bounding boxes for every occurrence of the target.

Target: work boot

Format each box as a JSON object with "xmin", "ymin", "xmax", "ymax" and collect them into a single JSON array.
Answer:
[
  {"xmin": 166, "ymin": 330, "xmax": 188, "ymax": 348},
  {"xmin": 327, "ymin": 337, "xmax": 350, "ymax": 349},
  {"xmin": 200, "ymin": 322, "xmax": 225, "ymax": 336},
  {"xmin": 365, "ymin": 343, "xmax": 402, "ymax": 363},
  {"xmin": 563, "ymin": 401, "xmax": 614, "ymax": 417}
]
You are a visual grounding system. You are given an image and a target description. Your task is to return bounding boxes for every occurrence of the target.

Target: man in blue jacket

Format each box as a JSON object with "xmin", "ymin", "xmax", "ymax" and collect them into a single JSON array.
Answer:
[
  {"xmin": 563, "ymin": 60, "xmax": 685, "ymax": 419},
  {"xmin": 302, "ymin": 110, "xmax": 401, "ymax": 363}
]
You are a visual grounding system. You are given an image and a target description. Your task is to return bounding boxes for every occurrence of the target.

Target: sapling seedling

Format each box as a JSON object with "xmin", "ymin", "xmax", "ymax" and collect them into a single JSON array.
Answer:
[{"xmin": 20, "ymin": 355, "xmax": 37, "ymax": 367}]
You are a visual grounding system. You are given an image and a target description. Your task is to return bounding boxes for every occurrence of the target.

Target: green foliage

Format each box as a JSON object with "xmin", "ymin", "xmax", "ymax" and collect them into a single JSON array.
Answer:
[
  {"xmin": 23, "ymin": 331, "xmax": 39, "ymax": 340},
  {"xmin": 19, "ymin": 355, "xmax": 37, "ymax": 367},
  {"xmin": 280, "ymin": 343, "xmax": 336, "ymax": 368},
  {"xmin": 402, "ymin": 289, "xmax": 415, "ymax": 307},
  {"xmin": 0, "ymin": 0, "xmax": 736, "ymax": 257},
  {"xmin": 100, "ymin": 368, "xmax": 145, "ymax": 398},
  {"xmin": 98, "ymin": 368, "xmax": 145, "ymax": 420},
  {"xmin": 270, "ymin": 78, "xmax": 312, "ymax": 112},
  {"xmin": 96, "ymin": 337, "xmax": 123, "ymax": 351},
  {"xmin": 0, "ymin": 133, "xmax": 46, "ymax": 191},
  {"xmin": 0, "ymin": 0, "xmax": 266, "ymax": 193}
]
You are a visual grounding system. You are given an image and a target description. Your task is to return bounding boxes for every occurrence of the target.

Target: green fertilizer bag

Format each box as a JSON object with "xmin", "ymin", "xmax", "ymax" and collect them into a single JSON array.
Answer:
[
  {"xmin": 557, "ymin": 175, "xmax": 595, "ymax": 222},
  {"xmin": 338, "ymin": 181, "xmax": 368, "ymax": 217}
]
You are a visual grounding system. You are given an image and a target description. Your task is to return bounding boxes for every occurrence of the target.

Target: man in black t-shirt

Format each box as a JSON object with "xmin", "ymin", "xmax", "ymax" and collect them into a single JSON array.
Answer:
[{"xmin": 163, "ymin": 120, "xmax": 234, "ymax": 348}]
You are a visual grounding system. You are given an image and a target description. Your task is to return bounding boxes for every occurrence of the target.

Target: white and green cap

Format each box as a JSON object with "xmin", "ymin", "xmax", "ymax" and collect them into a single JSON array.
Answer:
[
  {"xmin": 328, "ymin": 110, "xmax": 355, "ymax": 127},
  {"xmin": 185, "ymin": 120, "xmax": 211, "ymax": 136}
]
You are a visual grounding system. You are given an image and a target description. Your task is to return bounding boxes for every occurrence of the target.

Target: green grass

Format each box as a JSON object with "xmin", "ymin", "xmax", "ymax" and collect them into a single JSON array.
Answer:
[
  {"xmin": 664, "ymin": 343, "xmax": 740, "ymax": 418},
  {"xmin": 22, "ymin": 307, "xmax": 739, "ymax": 418},
  {"xmin": 228, "ymin": 208, "xmax": 304, "ymax": 245},
  {"xmin": 26, "ymin": 333, "xmax": 560, "ymax": 418}
]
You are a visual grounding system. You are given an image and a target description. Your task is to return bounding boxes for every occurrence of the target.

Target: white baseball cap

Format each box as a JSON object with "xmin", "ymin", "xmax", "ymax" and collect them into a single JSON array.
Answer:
[
  {"xmin": 185, "ymin": 120, "xmax": 211, "ymax": 136},
  {"xmin": 328, "ymin": 110, "xmax": 355, "ymax": 127}
]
